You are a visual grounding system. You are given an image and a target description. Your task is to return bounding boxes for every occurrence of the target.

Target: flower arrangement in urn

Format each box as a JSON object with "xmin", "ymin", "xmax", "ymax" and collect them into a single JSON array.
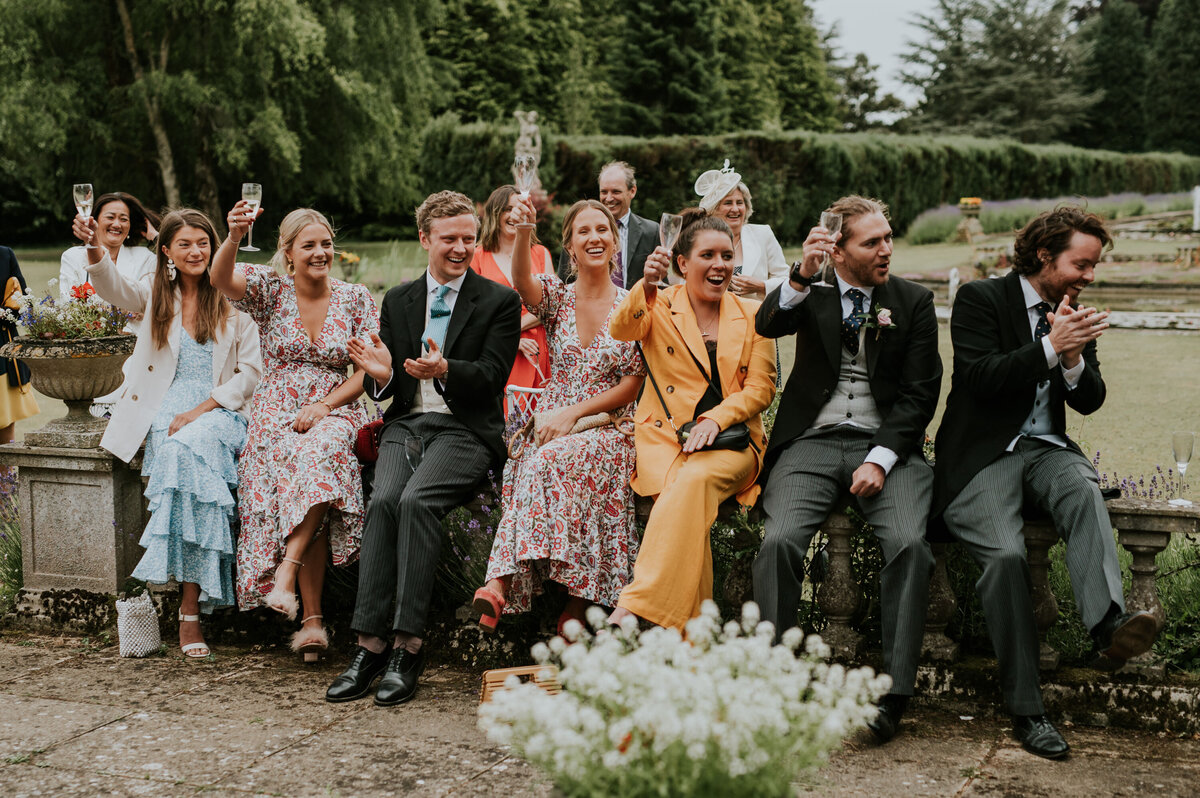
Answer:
[
  {"xmin": 479, "ymin": 601, "xmax": 889, "ymax": 797},
  {"xmin": 1, "ymin": 279, "xmax": 132, "ymax": 339}
]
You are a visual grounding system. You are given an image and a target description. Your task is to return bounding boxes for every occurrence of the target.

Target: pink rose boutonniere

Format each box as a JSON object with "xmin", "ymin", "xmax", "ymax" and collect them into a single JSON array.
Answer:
[{"xmin": 860, "ymin": 305, "xmax": 897, "ymax": 341}]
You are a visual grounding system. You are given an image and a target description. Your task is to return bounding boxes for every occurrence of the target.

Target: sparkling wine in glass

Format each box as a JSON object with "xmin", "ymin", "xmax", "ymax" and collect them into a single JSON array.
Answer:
[
  {"xmin": 513, "ymin": 155, "xmax": 537, "ymax": 200},
  {"xmin": 404, "ymin": 435, "xmax": 424, "ymax": 474},
  {"xmin": 1169, "ymin": 431, "xmax": 1194, "ymax": 506},
  {"xmin": 820, "ymin": 211, "xmax": 843, "ymax": 270},
  {"xmin": 240, "ymin": 183, "xmax": 262, "ymax": 253},
  {"xmin": 655, "ymin": 213, "xmax": 684, "ymax": 288},
  {"xmin": 73, "ymin": 183, "xmax": 95, "ymax": 248}
]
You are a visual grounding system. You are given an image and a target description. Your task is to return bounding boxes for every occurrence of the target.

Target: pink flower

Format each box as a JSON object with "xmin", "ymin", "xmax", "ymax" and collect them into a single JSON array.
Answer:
[{"xmin": 876, "ymin": 308, "xmax": 893, "ymax": 327}]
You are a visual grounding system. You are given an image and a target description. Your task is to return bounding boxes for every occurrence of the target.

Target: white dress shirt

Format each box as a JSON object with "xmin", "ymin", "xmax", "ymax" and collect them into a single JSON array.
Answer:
[
  {"xmin": 1005, "ymin": 276, "xmax": 1085, "ymax": 451},
  {"xmin": 616, "ymin": 210, "xmax": 631, "ymax": 285},
  {"xmin": 778, "ymin": 273, "xmax": 899, "ymax": 474},
  {"xmin": 372, "ymin": 270, "xmax": 466, "ymax": 415}
]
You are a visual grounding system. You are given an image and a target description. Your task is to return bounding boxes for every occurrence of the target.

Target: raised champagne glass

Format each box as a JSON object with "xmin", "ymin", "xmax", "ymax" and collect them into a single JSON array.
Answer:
[
  {"xmin": 240, "ymin": 183, "xmax": 262, "ymax": 253},
  {"xmin": 655, "ymin": 212, "xmax": 684, "ymax": 288},
  {"xmin": 820, "ymin": 211, "xmax": 843, "ymax": 271},
  {"xmin": 73, "ymin": 184, "xmax": 95, "ymax": 248},
  {"xmin": 513, "ymin": 155, "xmax": 537, "ymax": 200},
  {"xmin": 1169, "ymin": 431, "xmax": 1194, "ymax": 506}
]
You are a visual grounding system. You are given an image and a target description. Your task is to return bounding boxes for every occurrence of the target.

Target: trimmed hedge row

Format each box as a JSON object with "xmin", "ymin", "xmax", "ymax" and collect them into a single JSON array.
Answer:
[{"xmin": 417, "ymin": 116, "xmax": 1200, "ymax": 246}]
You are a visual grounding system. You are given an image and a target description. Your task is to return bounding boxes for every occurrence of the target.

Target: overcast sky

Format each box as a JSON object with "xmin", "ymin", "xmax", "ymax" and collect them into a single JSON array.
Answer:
[{"xmin": 810, "ymin": 0, "xmax": 935, "ymax": 105}]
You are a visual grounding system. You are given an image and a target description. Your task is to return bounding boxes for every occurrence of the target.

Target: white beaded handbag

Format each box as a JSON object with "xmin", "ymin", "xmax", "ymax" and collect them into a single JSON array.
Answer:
[{"xmin": 115, "ymin": 591, "xmax": 161, "ymax": 658}]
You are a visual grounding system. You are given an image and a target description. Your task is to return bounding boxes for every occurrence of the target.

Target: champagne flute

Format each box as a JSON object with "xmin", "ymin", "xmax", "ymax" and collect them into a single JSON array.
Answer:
[
  {"xmin": 240, "ymin": 183, "xmax": 262, "ymax": 252},
  {"xmin": 404, "ymin": 435, "xmax": 424, "ymax": 475},
  {"xmin": 820, "ymin": 211, "xmax": 843, "ymax": 270},
  {"xmin": 655, "ymin": 213, "xmax": 683, "ymax": 289},
  {"xmin": 73, "ymin": 184, "xmax": 95, "ymax": 249},
  {"xmin": 1169, "ymin": 431, "xmax": 1194, "ymax": 507},
  {"xmin": 513, "ymin": 155, "xmax": 537, "ymax": 200}
]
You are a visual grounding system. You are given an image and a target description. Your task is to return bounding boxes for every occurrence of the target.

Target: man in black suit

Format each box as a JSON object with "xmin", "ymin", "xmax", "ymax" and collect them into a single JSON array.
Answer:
[
  {"xmin": 556, "ymin": 160, "xmax": 658, "ymax": 288},
  {"xmin": 327, "ymin": 190, "xmax": 521, "ymax": 706},
  {"xmin": 934, "ymin": 206, "xmax": 1156, "ymax": 759},
  {"xmin": 753, "ymin": 196, "xmax": 941, "ymax": 743}
]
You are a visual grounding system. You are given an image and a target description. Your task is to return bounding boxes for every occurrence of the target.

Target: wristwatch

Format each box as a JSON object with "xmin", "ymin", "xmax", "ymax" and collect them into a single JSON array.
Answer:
[{"xmin": 789, "ymin": 260, "xmax": 815, "ymax": 287}]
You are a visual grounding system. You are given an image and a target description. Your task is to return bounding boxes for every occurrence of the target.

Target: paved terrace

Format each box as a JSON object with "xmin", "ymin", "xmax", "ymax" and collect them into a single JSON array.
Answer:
[{"xmin": 2, "ymin": 634, "xmax": 1198, "ymax": 797}]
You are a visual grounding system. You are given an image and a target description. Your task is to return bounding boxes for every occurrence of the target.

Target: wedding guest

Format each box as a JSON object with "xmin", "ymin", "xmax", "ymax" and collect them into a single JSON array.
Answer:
[
  {"xmin": 752, "ymin": 196, "xmax": 942, "ymax": 744},
  {"xmin": 470, "ymin": 185, "xmax": 553, "ymax": 403},
  {"xmin": 326, "ymin": 191, "xmax": 520, "ymax": 706},
  {"xmin": 71, "ymin": 208, "xmax": 261, "ymax": 658},
  {"xmin": 556, "ymin": 161, "xmax": 659, "ymax": 289},
  {"xmin": 211, "ymin": 204, "xmax": 378, "ymax": 662},
  {"xmin": 695, "ymin": 161, "xmax": 788, "ymax": 302},
  {"xmin": 0, "ymin": 246, "xmax": 39, "ymax": 444},
  {"xmin": 608, "ymin": 209, "xmax": 776, "ymax": 631},
  {"xmin": 934, "ymin": 206, "xmax": 1155, "ymax": 759},
  {"xmin": 60, "ymin": 192, "xmax": 160, "ymax": 416},
  {"xmin": 475, "ymin": 198, "xmax": 645, "ymax": 634}
]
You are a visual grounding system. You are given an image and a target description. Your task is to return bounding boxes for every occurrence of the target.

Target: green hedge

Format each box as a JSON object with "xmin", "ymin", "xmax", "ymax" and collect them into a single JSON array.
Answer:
[{"xmin": 417, "ymin": 115, "xmax": 1200, "ymax": 246}]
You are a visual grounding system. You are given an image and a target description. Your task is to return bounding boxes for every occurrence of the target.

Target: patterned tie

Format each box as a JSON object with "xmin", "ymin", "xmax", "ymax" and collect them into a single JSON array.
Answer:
[
  {"xmin": 841, "ymin": 288, "xmax": 868, "ymax": 356},
  {"xmin": 1033, "ymin": 301, "xmax": 1053, "ymax": 340},
  {"xmin": 610, "ymin": 220, "xmax": 625, "ymax": 287},
  {"xmin": 422, "ymin": 284, "xmax": 452, "ymax": 352}
]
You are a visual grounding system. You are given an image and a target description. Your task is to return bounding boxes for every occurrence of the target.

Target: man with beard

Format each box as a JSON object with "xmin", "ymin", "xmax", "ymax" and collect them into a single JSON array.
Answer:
[
  {"xmin": 326, "ymin": 190, "xmax": 520, "ymax": 707},
  {"xmin": 753, "ymin": 196, "xmax": 941, "ymax": 743},
  {"xmin": 934, "ymin": 206, "xmax": 1156, "ymax": 759},
  {"xmin": 557, "ymin": 161, "xmax": 658, "ymax": 288}
]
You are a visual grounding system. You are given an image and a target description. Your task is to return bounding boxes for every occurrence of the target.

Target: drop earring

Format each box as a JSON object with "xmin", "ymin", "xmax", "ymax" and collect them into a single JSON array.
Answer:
[{"xmin": 167, "ymin": 258, "xmax": 177, "ymax": 280}]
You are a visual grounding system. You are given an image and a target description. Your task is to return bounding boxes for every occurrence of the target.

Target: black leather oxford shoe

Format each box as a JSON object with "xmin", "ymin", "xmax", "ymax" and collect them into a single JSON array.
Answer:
[
  {"xmin": 867, "ymin": 694, "xmax": 909, "ymax": 742},
  {"xmin": 1093, "ymin": 609, "xmax": 1158, "ymax": 665},
  {"xmin": 1012, "ymin": 714, "xmax": 1070, "ymax": 759},
  {"xmin": 374, "ymin": 646, "xmax": 427, "ymax": 707},
  {"xmin": 325, "ymin": 646, "xmax": 389, "ymax": 703}
]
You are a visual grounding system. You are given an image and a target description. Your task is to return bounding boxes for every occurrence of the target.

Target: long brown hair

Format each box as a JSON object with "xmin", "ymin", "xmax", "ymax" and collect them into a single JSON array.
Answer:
[
  {"xmin": 151, "ymin": 209, "xmax": 230, "ymax": 350},
  {"xmin": 560, "ymin": 199, "xmax": 619, "ymax": 277},
  {"xmin": 479, "ymin": 185, "xmax": 541, "ymax": 252}
]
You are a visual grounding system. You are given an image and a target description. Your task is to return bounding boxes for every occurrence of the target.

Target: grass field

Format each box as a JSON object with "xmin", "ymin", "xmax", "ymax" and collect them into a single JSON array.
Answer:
[{"xmin": 9, "ymin": 237, "xmax": 1198, "ymax": 487}]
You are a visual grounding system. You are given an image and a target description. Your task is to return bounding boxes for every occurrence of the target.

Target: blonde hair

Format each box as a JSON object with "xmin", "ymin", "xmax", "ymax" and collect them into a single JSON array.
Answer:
[
  {"xmin": 560, "ymin": 200, "xmax": 619, "ymax": 278},
  {"xmin": 271, "ymin": 208, "xmax": 335, "ymax": 275},
  {"xmin": 415, "ymin": 190, "xmax": 476, "ymax": 235}
]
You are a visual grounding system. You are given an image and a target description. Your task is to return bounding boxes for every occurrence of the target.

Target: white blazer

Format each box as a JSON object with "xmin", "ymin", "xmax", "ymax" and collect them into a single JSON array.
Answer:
[
  {"xmin": 738, "ymin": 223, "xmax": 789, "ymax": 301},
  {"xmin": 85, "ymin": 253, "xmax": 263, "ymax": 463}
]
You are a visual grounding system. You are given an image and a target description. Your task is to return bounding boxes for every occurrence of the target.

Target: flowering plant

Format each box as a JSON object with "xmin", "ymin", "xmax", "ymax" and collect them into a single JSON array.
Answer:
[
  {"xmin": 2, "ymin": 280, "xmax": 131, "ymax": 340},
  {"xmin": 479, "ymin": 601, "xmax": 890, "ymax": 797}
]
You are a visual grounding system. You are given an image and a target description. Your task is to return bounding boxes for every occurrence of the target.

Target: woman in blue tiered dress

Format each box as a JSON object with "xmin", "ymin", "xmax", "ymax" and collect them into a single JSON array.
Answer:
[{"xmin": 72, "ymin": 208, "xmax": 262, "ymax": 658}]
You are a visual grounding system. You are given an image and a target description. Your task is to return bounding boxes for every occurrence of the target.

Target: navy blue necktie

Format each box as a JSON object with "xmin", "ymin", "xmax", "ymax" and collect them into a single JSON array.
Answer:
[
  {"xmin": 841, "ymin": 289, "xmax": 868, "ymax": 355},
  {"xmin": 1033, "ymin": 301, "xmax": 1053, "ymax": 340}
]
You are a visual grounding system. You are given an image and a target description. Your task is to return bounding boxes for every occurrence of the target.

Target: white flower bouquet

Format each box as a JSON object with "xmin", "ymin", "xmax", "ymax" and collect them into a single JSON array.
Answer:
[{"xmin": 479, "ymin": 601, "xmax": 890, "ymax": 797}]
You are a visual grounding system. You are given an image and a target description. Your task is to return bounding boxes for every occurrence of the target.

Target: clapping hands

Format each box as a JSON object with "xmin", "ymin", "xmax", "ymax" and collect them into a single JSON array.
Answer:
[{"xmin": 1046, "ymin": 295, "xmax": 1108, "ymax": 368}]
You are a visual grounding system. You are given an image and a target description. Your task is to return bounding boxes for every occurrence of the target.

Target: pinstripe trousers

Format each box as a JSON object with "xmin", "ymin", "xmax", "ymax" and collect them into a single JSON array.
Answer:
[
  {"xmin": 753, "ymin": 431, "xmax": 934, "ymax": 695},
  {"xmin": 943, "ymin": 437, "xmax": 1125, "ymax": 715},
  {"xmin": 351, "ymin": 412, "xmax": 493, "ymax": 639}
]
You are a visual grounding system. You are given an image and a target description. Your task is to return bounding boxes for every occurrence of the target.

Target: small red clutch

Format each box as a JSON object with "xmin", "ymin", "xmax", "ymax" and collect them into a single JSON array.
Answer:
[{"xmin": 355, "ymin": 419, "xmax": 384, "ymax": 463}]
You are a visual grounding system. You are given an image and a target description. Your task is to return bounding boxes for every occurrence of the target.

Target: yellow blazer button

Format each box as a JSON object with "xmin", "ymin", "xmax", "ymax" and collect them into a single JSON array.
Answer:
[
  {"xmin": 666, "ymin": 386, "xmax": 674, "ymax": 393},
  {"xmin": 633, "ymin": 310, "xmax": 644, "ymax": 319},
  {"xmin": 667, "ymin": 346, "xmax": 674, "ymax": 354},
  {"xmin": 654, "ymin": 420, "xmax": 662, "ymax": 427}
]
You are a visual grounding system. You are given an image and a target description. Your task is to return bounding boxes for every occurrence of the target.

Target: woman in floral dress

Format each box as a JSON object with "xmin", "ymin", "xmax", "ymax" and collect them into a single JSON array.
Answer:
[
  {"xmin": 474, "ymin": 198, "xmax": 644, "ymax": 633},
  {"xmin": 212, "ymin": 203, "xmax": 378, "ymax": 660}
]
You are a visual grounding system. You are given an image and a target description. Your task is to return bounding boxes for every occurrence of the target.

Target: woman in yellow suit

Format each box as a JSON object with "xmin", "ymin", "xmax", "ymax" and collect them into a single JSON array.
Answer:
[{"xmin": 608, "ymin": 209, "xmax": 776, "ymax": 630}]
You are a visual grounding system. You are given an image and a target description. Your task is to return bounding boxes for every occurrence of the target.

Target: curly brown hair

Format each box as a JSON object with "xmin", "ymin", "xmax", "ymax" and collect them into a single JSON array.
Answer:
[
  {"xmin": 416, "ymin": 190, "xmax": 476, "ymax": 236},
  {"xmin": 1011, "ymin": 205, "xmax": 1112, "ymax": 276}
]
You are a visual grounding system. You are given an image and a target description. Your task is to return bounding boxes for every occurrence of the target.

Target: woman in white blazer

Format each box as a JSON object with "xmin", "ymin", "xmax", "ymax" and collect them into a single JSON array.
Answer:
[
  {"xmin": 72, "ymin": 208, "xmax": 262, "ymax": 659},
  {"xmin": 694, "ymin": 161, "xmax": 788, "ymax": 302}
]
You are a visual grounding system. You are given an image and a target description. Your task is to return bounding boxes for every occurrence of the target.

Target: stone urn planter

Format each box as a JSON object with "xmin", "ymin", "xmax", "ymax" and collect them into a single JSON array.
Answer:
[{"xmin": 0, "ymin": 334, "xmax": 135, "ymax": 448}]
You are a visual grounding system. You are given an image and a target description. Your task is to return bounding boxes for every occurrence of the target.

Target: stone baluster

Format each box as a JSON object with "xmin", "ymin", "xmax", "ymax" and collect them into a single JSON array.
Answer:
[
  {"xmin": 1021, "ymin": 519, "xmax": 1061, "ymax": 671},
  {"xmin": 922, "ymin": 542, "xmax": 960, "ymax": 662},
  {"xmin": 1106, "ymin": 498, "xmax": 1200, "ymax": 679},
  {"xmin": 815, "ymin": 510, "xmax": 863, "ymax": 660}
]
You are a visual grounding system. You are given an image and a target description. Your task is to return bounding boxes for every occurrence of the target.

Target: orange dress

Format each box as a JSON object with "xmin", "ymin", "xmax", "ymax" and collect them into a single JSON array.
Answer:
[{"xmin": 470, "ymin": 246, "xmax": 551, "ymax": 411}]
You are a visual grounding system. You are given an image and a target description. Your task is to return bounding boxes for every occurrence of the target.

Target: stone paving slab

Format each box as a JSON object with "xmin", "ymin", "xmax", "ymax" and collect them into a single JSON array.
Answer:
[
  {"xmin": 0, "ymin": 645, "xmax": 73, "ymax": 683},
  {"xmin": 0, "ymin": 695, "xmax": 129, "ymax": 761},
  {"xmin": 4, "ymin": 763, "xmax": 242, "ymax": 798}
]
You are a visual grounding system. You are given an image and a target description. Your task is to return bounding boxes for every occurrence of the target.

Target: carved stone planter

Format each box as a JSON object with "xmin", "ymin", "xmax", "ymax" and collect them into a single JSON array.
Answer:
[{"xmin": 0, "ymin": 334, "xmax": 135, "ymax": 448}]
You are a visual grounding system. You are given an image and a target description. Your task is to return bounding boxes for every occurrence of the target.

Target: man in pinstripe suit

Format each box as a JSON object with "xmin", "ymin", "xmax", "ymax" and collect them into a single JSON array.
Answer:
[
  {"xmin": 934, "ymin": 207, "xmax": 1156, "ymax": 759},
  {"xmin": 327, "ymin": 191, "xmax": 521, "ymax": 706},
  {"xmin": 752, "ymin": 196, "xmax": 942, "ymax": 744}
]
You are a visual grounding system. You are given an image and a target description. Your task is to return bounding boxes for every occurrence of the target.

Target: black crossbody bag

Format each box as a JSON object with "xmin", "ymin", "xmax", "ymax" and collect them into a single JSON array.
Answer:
[{"xmin": 636, "ymin": 342, "xmax": 753, "ymax": 451}]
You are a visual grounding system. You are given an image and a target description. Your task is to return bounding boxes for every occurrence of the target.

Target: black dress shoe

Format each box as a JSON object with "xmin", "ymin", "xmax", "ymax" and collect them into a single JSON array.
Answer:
[
  {"xmin": 1012, "ymin": 714, "xmax": 1070, "ymax": 759},
  {"xmin": 374, "ymin": 646, "xmax": 427, "ymax": 707},
  {"xmin": 867, "ymin": 694, "xmax": 909, "ymax": 742},
  {"xmin": 1092, "ymin": 609, "xmax": 1158, "ymax": 664},
  {"xmin": 325, "ymin": 646, "xmax": 390, "ymax": 703}
]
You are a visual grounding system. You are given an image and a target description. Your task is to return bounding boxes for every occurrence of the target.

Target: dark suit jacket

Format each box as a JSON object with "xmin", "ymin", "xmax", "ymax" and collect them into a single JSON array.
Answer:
[
  {"xmin": 364, "ymin": 268, "xmax": 522, "ymax": 463},
  {"xmin": 932, "ymin": 270, "xmax": 1105, "ymax": 518},
  {"xmin": 755, "ymin": 274, "xmax": 942, "ymax": 476},
  {"xmin": 555, "ymin": 211, "xmax": 659, "ymax": 289}
]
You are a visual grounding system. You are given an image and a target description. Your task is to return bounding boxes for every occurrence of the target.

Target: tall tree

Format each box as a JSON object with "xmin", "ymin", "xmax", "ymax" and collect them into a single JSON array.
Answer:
[
  {"xmin": 902, "ymin": 0, "xmax": 1097, "ymax": 142},
  {"xmin": 1145, "ymin": 0, "xmax": 1200, "ymax": 154},
  {"xmin": 1070, "ymin": 0, "xmax": 1147, "ymax": 151},
  {"xmin": 715, "ymin": 0, "xmax": 782, "ymax": 130},
  {"xmin": 830, "ymin": 53, "xmax": 906, "ymax": 132},
  {"xmin": 768, "ymin": 0, "xmax": 839, "ymax": 131}
]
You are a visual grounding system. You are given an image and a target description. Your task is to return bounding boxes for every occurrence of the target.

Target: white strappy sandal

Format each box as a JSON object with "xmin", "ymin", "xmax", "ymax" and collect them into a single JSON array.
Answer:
[
  {"xmin": 264, "ymin": 556, "xmax": 302, "ymax": 620},
  {"xmin": 178, "ymin": 613, "xmax": 210, "ymax": 659},
  {"xmin": 290, "ymin": 614, "xmax": 329, "ymax": 663}
]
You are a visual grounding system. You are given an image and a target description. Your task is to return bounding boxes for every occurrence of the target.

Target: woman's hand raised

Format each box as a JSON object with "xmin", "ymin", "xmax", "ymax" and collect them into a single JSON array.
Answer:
[
  {"xmin": 225, "ymin": 200, "xmax": 262, "ymax": 244},
  {"xmin": 642, "ymin": 246, "xmax": 672, "ymax": 293},
  {"xmin": 348, "ymin": 332, "xmax": 393, "ymax": 384}
]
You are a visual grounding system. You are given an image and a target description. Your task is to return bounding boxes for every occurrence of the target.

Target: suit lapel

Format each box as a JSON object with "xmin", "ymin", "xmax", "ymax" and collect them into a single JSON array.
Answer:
[
  {"xmin": 740, "ymin": 227, "xmax": 761, "ymax": 276},
  {"xmin": 404, "ymin": 275, "xmax": 427, "ymax": 358},
  {"xmin": 443, "ymin": 269, "xmax": 478, "ymax": 356},
  {"xmin": 1005, "ymin": 271, "xmax": 1033, "ymax": 345},
  {"xmin": 716, "ymin": 294, "xmax": 746, "ymax": 394},
  {"xmin": 811, "ymin": 285, "xmax": 842, "ymax": 371},
  {"xmin": 669, "ymin": 287, "xmax": 711, "ymax": 375},
  {"xmin": 865, "ymin": 281, "xmax": 887, "ymax": 378}
]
